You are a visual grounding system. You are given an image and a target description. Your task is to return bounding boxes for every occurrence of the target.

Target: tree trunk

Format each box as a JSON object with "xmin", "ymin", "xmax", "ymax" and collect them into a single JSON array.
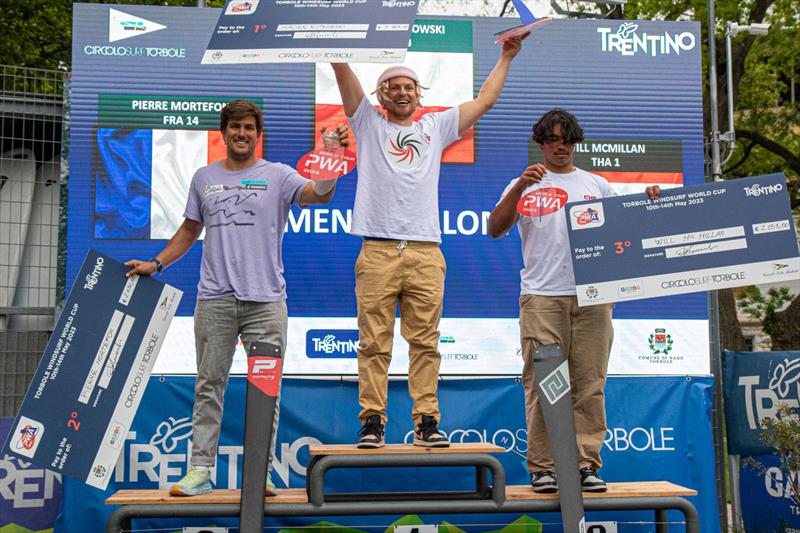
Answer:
[
  {"xmin": 769, "ymin": 296, "xmax": 800, "ymax": 351},
  {"xmin": 719, "ymin": 288, "xmax": 747, "ymax": 351}
]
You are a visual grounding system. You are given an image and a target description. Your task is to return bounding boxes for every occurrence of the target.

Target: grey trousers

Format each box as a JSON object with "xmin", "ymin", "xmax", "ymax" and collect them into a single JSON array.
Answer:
[{"xmin": 190, "ymin": 297, "xmax": 287, "ymax": 468}]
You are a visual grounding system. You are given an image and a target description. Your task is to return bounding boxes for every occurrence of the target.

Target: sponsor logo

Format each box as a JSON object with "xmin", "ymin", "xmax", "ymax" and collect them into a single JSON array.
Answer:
[
  {"xmin": 738, "ymin": 357, "xmax": 800, "ymax": 430},
  {"xmin": 604, "ymin": 426, "xmax": 676, "ymax": 451},
  {"xmin": 306, "ymin": 330, "xmax": 359, "ymax": 358},
  {"xmin": 403, "ymin": 425, "xmax": 529, "ymax": 456},
  {"xmin": 211, "ymin": 50, "xmax": 224, "ymax": 61},
  {"xmin": 12, "ymin": 417, "xmax": 45, "ymax": 458},
  {"xmin": 124, "ymin": 333, "xmax": 159, "ymax": 408},
  {"xmin": 252, "ymin": 358, "xmax": 277, "ymax": 374},
  {"xmin": 116, "ymin": 417, "xmax": 321, "ymax": 489},
  {"xmin": 385, "ymin": 131, "xmax": 426, "ymax": 169},
  {"xmin": 584, "ymin": 194, "xmax": 597, "ymax": 200},
  {"xmin": 84, "ymin": 255, "xmax": 105, "ymax": 291},
  {"xmin": 83, "ymin": 45, "xmax": 186, "ymax": 58},
  {"xmin": 762, "ymin": 262, "xmax": 799, "ymax": 278},
  {"xmin": 648, "ymin": 327, "xmax": 673, "ymax": 355},
  {"xmin": 518, "ymin": 187, "xmax": 569, "ymax": 217},
  {"xmin": 439, "ymin": 335, "xmax": 455, "ymax": 343},
  {"xmin": 598, "ymin": 23, "xmax": 696, "ymax": 56},
  {"xmin": 159, "ymin": 296, "xmax": 169, "ymax": 310},
  {"xmin": 744, "ymin": 182, "xmax": 784, "ymax": 197},
  {"xmin": 617, "ymin": 281, "xmax": 643, "ymax": 298},
  {"xmin": 248, "ymin": 356, "xmax": 282, "ymax": 396},
  {"xmin": 540, "ymin": 360, "xmax": 571, "ymax": 405},
  {"xmin": 109, "ymin": 8, "xmax": 167, "ymax": 43},
  {"xmin": 764, "ymin": 465, "xmax": 800, "ymax": 501},
  {"xmin": 240, "ymin": 179, "xmax": 268, "ymax": 190},
  {"xmin": 383, "ymin": 0, "xmax": 417, "ymax": 7},
  {"xmin": 203, "ymin": 184, "xmax": 225, "ymax": 197},
  {"xmin": 585, "ymin": 286, "xmax": 599, "ymax": 300},
  {"xmin": 0, "ymin": 453, "xmax": 62, "ymax": 509},
  {"xmin": 226, "ymin": 0, "xmax": 259, "ymax": 15},
  {"xmin": 570, "ymin": 202, "xmax": 605, "ymax": 230},
  {"xmin": 661, "ymin": 271, "xmax": 745, "ymax": 289},
  {"xmin": 92, "ymin": 465, "xmax": 108, "ymax": 478},
  {"xmin": 107, "ymin": 422, "xmax": 126, "ymax": 448},
  {"xmin": 441, "ymin": 353, "xmax": 479, "ymax": 361}
]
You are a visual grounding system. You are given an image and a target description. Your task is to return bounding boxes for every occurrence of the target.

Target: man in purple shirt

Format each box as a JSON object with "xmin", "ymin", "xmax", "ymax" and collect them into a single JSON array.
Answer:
[{"xmin": 126, "ymin": 100, "xmax": 347, "ymax": 496}]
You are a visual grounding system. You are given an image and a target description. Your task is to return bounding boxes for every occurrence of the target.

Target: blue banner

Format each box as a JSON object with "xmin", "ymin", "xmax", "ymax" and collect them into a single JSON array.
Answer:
[
  {"xmin": 740, "ymin": 454, "xmax": 800, "ymax": 532},
  {"xmin": 56, "ymin": 376, "xmax": 719, "ymax": 533},
  {"xmin": 70, "ymin": 4, "xmax": 710, "ymax": 376},
  {"xmin": 1, "ymin": 250, "xmax": 182, "ymax": 490},
  {"xmin": 722, "ymin": 350, "xmax": 800, "ymax": 456},
  {"xmin": 0, "ymin": 418, "xmax": 62, "ymax": 532},
  {"xmin": 567, "ymin": 173, "xmax": 799, "ymax": 306}
]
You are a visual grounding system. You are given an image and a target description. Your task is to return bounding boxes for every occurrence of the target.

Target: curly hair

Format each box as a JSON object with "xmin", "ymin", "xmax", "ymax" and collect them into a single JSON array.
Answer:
[
  {"xmin": 220, "ymin": 100, "xmax": 263, "ymax": 135},
  {"xmin": 532, "ymin": 108, "xmax": 584, "ymax": 145}
]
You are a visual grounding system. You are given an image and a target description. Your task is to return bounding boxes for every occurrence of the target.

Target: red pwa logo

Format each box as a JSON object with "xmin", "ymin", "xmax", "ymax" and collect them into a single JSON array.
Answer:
[
  {"xmin": 516, "ymin": 187, "xmax": 569, "ymax": 217},
  {"xmin": 18, "ymin": 425, "xmax": 38, "ymax": 450}
]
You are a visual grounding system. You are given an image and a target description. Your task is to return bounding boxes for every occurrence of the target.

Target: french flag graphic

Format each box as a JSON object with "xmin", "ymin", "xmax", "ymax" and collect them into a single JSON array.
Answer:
[{"xmin": 93, "ymin": 128, "xmax": 262, "ymax": 239}]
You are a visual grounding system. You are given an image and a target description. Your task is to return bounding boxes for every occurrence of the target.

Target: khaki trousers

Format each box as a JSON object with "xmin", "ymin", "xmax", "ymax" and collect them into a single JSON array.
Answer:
[
  {"xmin": 519, "ymin": 294, "xmax": 613, "ymax": 472},
  {"xmin": 355, "ymin": 239, "xmax": 446, "ymax": 426}
]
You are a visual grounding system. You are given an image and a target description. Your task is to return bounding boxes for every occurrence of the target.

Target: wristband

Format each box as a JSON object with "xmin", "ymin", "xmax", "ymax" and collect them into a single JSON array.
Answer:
[
  {"xmin": 149, "ymin": 257, "xmax": 163, "ymax": 272},
  {"xmin": 313, "ymin": 178, "xmax": 337, "ymax": 195}
]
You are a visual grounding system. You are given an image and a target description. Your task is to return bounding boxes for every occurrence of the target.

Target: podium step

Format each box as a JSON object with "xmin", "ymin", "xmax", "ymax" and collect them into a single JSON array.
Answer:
[
  {"xmin": 106, "ymin": 488, "xmax": 309, "ymax": 505},
  {"xmin": 506, "ymin": 481, "xmax": 698, "ymax": 500},
  {"xmin": 309, "ymin": 442, "xmax": 505, "ymax": 455},
  {"xmin": 106, "ymin": 481, "xmax": 696, "ymax": 506}
]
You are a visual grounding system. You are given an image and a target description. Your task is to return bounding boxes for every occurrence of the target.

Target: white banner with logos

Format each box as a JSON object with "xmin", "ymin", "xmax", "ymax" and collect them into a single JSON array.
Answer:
[{"xmin": 153, "ymin": 316, "xmax": 709, "ymax": 376}]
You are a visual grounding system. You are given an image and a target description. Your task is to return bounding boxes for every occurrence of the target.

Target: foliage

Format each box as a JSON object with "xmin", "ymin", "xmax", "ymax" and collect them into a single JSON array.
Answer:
[
  {"xmin": 745, "ymin": 403, "xmax": 800, "ymax": 509},
  {"xmin": 626, "ymin": 0, "xmax": 800, "ymax": 210},
  {"xmin": 737, "ymin": 285, "xmax": 795, "ymax": 341}
]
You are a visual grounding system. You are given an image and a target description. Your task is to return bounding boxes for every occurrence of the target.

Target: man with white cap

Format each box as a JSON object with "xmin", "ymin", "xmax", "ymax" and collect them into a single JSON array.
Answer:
[{"xmin": 331, "ymin": 34, "xmax": 527, "ymax": 448}]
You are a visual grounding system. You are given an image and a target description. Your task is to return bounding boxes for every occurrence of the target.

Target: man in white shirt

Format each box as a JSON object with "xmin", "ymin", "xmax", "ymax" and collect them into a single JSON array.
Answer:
[
  {"xmin": 331, "ymin": 34, "xmax": 527, "ymax": 448},
  {"xmin": 489, "ymin": 108, "xmax": 659, "ymax": 493}
]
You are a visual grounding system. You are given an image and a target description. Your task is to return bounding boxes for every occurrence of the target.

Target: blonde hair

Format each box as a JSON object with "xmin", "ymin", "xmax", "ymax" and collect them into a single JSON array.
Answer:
[{"xmin": 374, "ymin": 79, "xmax": 427, "ymax": 108}]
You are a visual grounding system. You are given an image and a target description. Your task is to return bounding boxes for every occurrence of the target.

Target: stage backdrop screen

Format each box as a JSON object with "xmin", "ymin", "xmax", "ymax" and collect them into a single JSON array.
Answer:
[{"xmin": 70, "ymin": 4, "xmax": 707, "ymax": 376}]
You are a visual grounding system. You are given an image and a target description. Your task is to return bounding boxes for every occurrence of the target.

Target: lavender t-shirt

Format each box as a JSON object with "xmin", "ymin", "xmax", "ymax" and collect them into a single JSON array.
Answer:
[{"xmin": 183, "ymin": 159, "xmax": 309, "ymax": 302}]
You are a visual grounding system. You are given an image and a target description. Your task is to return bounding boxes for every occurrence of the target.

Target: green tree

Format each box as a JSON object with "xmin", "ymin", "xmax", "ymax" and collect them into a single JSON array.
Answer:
[
  {"xmin": 737, "ymin": 285, "xmax": 798, "ymax": 349},
  {"xmin": 746, "ymin": 403, "xmax": 800, "ymax": 511}
]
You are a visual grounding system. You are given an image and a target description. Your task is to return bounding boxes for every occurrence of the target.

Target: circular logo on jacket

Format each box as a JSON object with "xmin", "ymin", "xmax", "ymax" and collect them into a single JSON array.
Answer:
[{"xmin": 384, "ymin": 130, "xmax": 426, "ymax": 169}]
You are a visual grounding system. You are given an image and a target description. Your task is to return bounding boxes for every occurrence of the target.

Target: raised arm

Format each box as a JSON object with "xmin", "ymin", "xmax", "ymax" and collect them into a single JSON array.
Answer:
[
  {"xmin": 458, "ymin": 33, "xmax": 528, "ymax": 136},
  {"xmin": 488, "ymin": 164, "xmax": 545, "ymax": 238},
  {"xmin": 125, "ymin": 218, "xmax": 203, "ymax": 276},
  {"xmin": 331, "ymin": 63, "xmax": 366, "ymax": 118}
]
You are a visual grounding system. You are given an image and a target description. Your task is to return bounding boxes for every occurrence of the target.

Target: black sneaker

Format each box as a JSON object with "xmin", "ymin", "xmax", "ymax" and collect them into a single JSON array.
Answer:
[
  {"xmin": 357, "ymin": 415, "xmax": 385, "ymax": 448},
  {"xmin": 580, "ymin": 467, "xmax": 607, "ymax": 492},
  {"xmin": 413, "ymin": 415, "xmax": 450, "ymax": 447},
  {"xmin": 530, "ymin": 470, "xmax": 558, "ymax": 493}
]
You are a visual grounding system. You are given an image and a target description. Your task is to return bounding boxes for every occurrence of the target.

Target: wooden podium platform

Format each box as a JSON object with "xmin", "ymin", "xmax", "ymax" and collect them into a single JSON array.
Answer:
[
  {"xmin": 105, "ymin": 444, "xmax": 699, "ymax": 533},
  {"xmin": 107, "ymin": 480, "xmax": 697, "ymax": 505}
]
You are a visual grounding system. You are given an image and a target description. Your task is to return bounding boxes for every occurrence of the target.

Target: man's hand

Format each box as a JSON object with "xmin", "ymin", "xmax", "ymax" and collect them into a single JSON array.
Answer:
[
  {"xmin": 517, "ymin": 163, "xmax": 546, "ymax": 189},
  {"xmin": 321, "ymin": 123, "xmax": 350, "ymax": 148},
  {"xmin": 645, "ymin": 185, "xmax": 661, "ymax": 200},
  {"xmin": 502, "ymin": 32, "xmax": 529, "ymax": 60},
  {"xmin": 124, "ymin": 259, "xmax": 157, "ymax": 278}
]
